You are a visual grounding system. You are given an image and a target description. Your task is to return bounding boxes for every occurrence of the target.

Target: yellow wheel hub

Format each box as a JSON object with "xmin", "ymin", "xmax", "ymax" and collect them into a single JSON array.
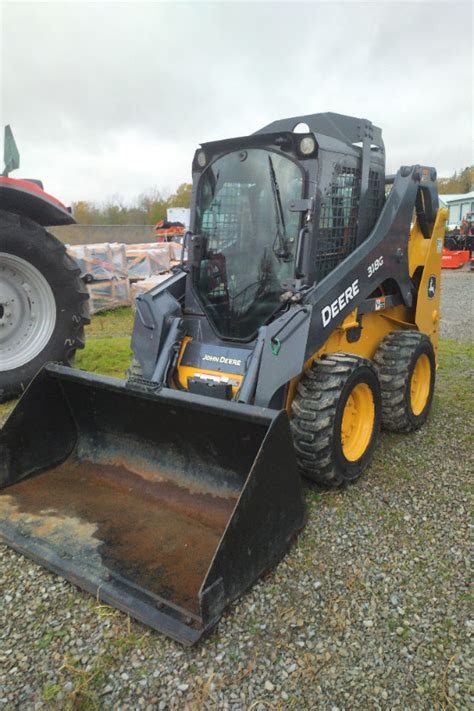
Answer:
[
  {"xmin": 341, "ymin": 383, "xmax": 375, "ymax": 462},
  {"xmin": 410, "ymin": 353, "xmax": 431, "ymax": 416}
]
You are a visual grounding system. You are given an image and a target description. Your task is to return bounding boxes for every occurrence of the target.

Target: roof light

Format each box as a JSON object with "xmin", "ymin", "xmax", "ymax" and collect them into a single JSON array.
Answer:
[
  {"xmin": 299, "ymin": 136, "xmax": 316, "ymax": 156},
  {"xmin": 196, "ymin": 150, "xmax": 207, "ymax": 168}
]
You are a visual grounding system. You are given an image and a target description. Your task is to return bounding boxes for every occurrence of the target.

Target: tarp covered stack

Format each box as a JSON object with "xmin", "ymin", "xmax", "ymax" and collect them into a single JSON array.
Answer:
[{"xmin": 67, "ymin": 243, "xmax": 131, "ymax": 314}]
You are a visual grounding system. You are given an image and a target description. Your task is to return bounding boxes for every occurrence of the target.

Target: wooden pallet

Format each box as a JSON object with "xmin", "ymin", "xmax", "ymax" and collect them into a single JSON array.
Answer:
[
  {"xmin": 67, "ymin": 243, "xmax": 127, "ymax": 280},
  {"xmin": 87, "ymin": 278, "xmax": 131, "ymax": 314}
]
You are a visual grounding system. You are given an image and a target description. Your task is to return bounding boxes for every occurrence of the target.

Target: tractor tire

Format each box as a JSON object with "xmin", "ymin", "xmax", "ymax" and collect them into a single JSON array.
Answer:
[
  {"xmin": 291, "ymin": 353, "xmax": 381, "ymax": 487},
  {"xmin": 0, "ymin": 210, "xmax": 90, "ymax": 402},
  {"xmin": 374, "ymin": 331, "xmax": 435, "ymax": 432}
]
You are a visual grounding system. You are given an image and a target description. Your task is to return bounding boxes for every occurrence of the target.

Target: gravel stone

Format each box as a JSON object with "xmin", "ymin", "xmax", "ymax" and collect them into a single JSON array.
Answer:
[{"xmin": 439, "ymin": 268, "xmax": 473, "ymax": 342}]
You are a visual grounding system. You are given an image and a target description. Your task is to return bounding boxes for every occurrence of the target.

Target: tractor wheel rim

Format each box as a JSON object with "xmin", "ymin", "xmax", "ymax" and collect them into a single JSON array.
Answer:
[
  {"xmin": 410, "ymin": 353, "xmax": 431, "ymax": 416},
  {"xmin": 341, "ymin": 382, "xmax": 375, "ymax": 462},
  {"xmin": 0, "ymin": 252, "xmax": 57, "ymax": 371}
]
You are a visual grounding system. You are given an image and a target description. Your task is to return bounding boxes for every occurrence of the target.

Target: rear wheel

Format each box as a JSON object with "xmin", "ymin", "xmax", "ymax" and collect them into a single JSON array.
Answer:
[
  {"xmin": 374, "ymin": 331, "xmax": 435, "ymax": 432},
  {"xmin": 0, "ymin": 210, "xmax": 90, "ymax": 402},
  {"xmin": 291, "ymin": 353, "xmax": 381, "ymax": 487}
]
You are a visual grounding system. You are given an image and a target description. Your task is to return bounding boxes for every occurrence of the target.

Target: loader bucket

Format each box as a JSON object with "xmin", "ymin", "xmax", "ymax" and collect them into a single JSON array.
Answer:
[{"xmin": 0, "ymin": 364, "xmax": 305, "ymax": 645}]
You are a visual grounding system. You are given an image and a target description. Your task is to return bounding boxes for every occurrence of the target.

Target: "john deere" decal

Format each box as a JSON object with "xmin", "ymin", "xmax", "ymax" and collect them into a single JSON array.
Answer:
[
  {"xmin": 202, "ymin": 354, "xmax": 243, "ymax": 367},
  {"xmin": 181, "ymin": 341, "xmax": 251, "ymax": 375}
]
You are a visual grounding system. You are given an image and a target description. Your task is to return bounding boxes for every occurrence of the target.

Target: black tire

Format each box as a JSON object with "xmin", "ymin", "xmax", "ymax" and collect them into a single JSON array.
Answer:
[
  {"xmin": 0, "ymin": 210, "xmax": 90, "ymax": 402},
  {"xmin": 290, "ymin": 353, "xmax": 382, "ymax": 487},
  {"xmin": 374, "ymin": 331, "xmax": 435, "ymax": 432}
]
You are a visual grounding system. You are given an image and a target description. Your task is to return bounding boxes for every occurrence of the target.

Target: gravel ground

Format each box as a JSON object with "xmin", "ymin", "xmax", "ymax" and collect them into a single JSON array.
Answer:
[
  {"xmin": 440, "ymin": 267, "xmax": 473, "ymax": 342},
  {"xmin": 1, "ymin": 276, "xmax": 472, "ymax": 710}
]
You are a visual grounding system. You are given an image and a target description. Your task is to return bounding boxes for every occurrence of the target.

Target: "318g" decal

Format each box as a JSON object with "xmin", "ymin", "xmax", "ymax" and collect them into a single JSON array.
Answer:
[{"xmin": 368, "ymin": 256, "xmax": 383, "ymax": 278}]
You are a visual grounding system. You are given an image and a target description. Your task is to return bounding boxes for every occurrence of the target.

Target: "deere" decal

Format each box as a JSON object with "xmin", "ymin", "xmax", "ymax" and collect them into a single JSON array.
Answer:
[{"xmin": 321, "ymin": 279, "xmax": 360, "ymax": 327}]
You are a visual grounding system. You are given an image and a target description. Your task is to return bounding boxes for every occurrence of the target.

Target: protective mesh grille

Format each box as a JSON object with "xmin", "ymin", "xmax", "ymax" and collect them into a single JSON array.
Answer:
[
  {"xmin": 315, "ymin": 166, "xmax": 360, "ymax": 279},
  {"xmin": 367, "ymin": 169, "xmax": 382, "ymax": 234}
]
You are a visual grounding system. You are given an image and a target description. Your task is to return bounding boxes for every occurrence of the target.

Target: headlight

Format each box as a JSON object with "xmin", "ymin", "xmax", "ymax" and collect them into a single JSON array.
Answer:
[
  {"xmin": 299, "ymin": 136, "xmax": 316, "ymax": 156},
  {"xmin": 196, "ymin": 150, "xmax": 207, "ymax": 168}
]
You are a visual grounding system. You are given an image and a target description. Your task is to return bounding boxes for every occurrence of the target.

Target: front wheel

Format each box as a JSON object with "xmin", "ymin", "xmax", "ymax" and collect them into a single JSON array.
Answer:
[{"xmin": 291, "ymin": 353, "xmax": 382, "ymax": 487}]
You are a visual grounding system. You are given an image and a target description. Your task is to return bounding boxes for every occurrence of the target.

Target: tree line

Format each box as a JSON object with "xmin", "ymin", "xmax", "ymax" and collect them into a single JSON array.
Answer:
[
  {"xmin": 72, "ymin": 183, "xmax": 192, "ymax": 225},
  {"xmin": 437, "ymin": 166, "xmax": 473, "ymax": 194},
  {"xmin": 71, "ymin": 166, "xmax": 473, "ymax": 225}
]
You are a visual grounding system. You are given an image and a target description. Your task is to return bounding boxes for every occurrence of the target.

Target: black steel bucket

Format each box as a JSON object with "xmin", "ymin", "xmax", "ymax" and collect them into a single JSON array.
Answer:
[{"xmin": 0, "ymin": 364, "xmax": 305, "ymax": 644}]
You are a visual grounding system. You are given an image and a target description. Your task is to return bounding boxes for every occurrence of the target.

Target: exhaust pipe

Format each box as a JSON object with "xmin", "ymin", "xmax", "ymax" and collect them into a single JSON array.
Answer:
[{"xmin": 0, "ymin": 364, "xmax": 305, "ymax": 644}]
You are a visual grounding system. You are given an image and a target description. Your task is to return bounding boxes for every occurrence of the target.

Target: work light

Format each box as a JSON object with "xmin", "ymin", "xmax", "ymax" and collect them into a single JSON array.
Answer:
[
  {"xmin": 196, "ymin": 150, "xmax": 207, "ymax": 168},
  {"xmin": 299, "ymin": 136, "xmax": 316, "ymax": 155}
]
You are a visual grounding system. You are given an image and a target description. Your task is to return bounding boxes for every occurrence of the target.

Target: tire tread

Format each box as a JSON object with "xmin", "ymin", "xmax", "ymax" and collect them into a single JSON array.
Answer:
[
  {"xmin": 291, "ymin": 353, "xmax": 378, "ymax": 487},
  {"xmin": 373, "ymin": 330, "xmax": 434, "ymax": 432}
]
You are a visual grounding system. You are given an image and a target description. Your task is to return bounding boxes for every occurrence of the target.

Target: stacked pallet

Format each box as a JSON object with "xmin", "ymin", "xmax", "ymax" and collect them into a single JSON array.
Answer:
[
  {"xmin": 125, "ymin": 242, "xmax": 182, "ymax": 280},
  {"xmin": 66, "ymin": 243, "xmax": 131, "ymax": 314},
  {"xmin": 87, "ymin": 278, "xmax": 132, "ymax": 314},
  {"xmin": 67, "ymin": 243, "xmax": 128, "ymax": 281},
  {"xmin": 66, "ymin": 241, "xmax": 184, "ymax": 314},
  {"xmin": 130, "ymin": 273, "xmax": 175, "ymax": 306},
  {"xmin": 168, "ymin": 241, "xmax": 184, "ymax": 262}
]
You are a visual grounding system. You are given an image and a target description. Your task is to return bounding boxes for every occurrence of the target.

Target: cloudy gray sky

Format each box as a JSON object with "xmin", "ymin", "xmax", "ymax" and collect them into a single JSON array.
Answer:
[{"xmin": 1, "ymin": 0, "xmax": 472, "ymax": 205}]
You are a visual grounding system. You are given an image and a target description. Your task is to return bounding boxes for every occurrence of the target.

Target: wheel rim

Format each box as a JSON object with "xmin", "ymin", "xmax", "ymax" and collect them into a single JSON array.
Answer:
[
  {"xmin": 341, "ymin": 382, "xmax": 375, "ymax": 462},
  {"xmin": 410, "ymin": 353, "xmax": 431, "ymax": 416},
  {"xmin": 0, "ymin": 252, "xmax": 57, "ymax": 371}
]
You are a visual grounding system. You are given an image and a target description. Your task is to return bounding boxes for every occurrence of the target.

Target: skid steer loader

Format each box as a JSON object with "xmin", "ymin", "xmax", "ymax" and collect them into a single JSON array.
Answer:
[{"xmin": 0, "ymin": 113, "xmax": 446, "ymax": 645}]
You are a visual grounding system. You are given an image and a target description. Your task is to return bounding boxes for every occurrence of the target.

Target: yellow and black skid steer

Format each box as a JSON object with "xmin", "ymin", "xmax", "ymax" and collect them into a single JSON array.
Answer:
[{"xmin": 0, "ymin": 113, "xmax": 446, "ymax": 644}]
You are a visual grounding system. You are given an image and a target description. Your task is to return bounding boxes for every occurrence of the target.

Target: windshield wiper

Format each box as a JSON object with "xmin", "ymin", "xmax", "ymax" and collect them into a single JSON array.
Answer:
[{"xmin": 268, "ymin": 155, "xmax": 292, "ymax": 262}]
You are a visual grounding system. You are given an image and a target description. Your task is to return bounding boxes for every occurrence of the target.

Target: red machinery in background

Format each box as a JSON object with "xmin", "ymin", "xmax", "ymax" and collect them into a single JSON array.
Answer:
[
  {"xmin": 442, "ymin": 211, "xmax": 473, "ymax": 269},
  {"xmin": 154, "ymin": 218, "xmax": 186, "ymax": 242}
]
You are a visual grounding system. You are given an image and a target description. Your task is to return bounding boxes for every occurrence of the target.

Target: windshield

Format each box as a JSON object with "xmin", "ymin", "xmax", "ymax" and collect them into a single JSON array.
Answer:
[{"xmin": 194, "ymin": 148, "xmax": 303, "ymax": 340}]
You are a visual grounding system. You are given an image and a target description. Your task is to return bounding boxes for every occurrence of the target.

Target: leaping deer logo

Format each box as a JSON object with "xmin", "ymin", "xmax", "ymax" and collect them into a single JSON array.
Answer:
[{"xmin": 427, "ymin": 275, "xmax": 436, "ymax": 299}]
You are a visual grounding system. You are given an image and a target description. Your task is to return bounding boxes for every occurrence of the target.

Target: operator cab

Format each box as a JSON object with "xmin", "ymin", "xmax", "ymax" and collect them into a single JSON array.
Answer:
[{"xmin": 189, "ymin": 136, "xmax": 315, "ymax": 341}]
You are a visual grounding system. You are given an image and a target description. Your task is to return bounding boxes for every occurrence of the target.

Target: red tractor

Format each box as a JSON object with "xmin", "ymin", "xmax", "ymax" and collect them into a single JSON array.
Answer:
[{"xmin": 0, "ymin": 126, "xmax": 89, "ymax": 402}]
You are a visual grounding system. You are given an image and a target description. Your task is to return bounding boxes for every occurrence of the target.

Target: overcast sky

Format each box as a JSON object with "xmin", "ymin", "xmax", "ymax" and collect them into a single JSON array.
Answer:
[{"xmin": 1, "ymin": 1, "xmax": 473, "ymax": 205}]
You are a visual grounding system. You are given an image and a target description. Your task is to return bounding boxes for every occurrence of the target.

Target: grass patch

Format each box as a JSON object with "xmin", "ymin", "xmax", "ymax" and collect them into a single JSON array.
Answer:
[
  {"xmin": 42, "ymin": 683, "xmax": 61, "ymax": 702},
  {"xmin": 85, "ymin": 306, "xmax": 134, "ymax": 339},
  {"xmin": 436, "ymin": 339, "xmax": 474, "ymax": 404},
  {"xmin": 75, "ymin": 307, "xmax": 134, "ymax": 378},
  {"xmin": 60, "ymin": 656, "xmax": 109, "ymax": 710},
  {"xmin": 76, "ymin": 336, "xmax": 132, "ymax": 378},
  {"xmin": 109, "ymin": 632, "xmax": 149, "ymax": 654},
  {"xmin": 37, "ymin": 629, "xmax": 67, "ymax": 649},
  {"xmin": 74, "ymin": 307, "xmax": 133, "ymax": 378}
]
